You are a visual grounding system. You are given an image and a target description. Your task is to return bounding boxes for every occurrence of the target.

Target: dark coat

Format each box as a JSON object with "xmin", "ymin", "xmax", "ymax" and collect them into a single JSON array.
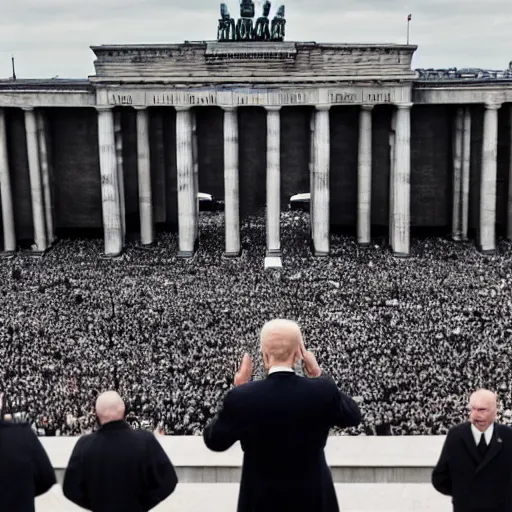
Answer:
[
  {"xmin": 0, "ymin": 420, "xmax": 56, "ymax": 512},
  {"xmin": 432, "ymin": 422, "xmax": 512, "ymax": 512},
  {"xmin": 203, "ymin": 372, "xmax": 361, "ymax": 512},
  {"xmin": 63, "ymin": 420, "xmax": 178, "ymax": 512}
]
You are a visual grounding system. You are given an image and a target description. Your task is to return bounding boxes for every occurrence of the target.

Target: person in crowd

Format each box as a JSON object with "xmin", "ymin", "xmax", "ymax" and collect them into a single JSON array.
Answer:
[
  {"xmin": 0, "ymin": 396, "xmax": 56, "ymax": 512},
  {"xmin": 63, "ymin": 391, "xmax": 178, "ymax": 512},
  {"xmin": 203, "ymin": 319, "xmax": 361, "ymax": 512},
  {"xmin": 432, "ymin": 389, "xmax": 512, "ymax": 512}
]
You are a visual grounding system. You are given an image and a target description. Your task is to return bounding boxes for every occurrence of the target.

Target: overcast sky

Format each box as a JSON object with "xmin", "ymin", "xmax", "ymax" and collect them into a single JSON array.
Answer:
[{"xmin": 0, "ymin": 0, "xmax": 510, "ymax": 78}]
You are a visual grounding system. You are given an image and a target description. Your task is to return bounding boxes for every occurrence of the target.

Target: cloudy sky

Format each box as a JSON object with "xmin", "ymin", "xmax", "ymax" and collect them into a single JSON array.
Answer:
[{"xmin": 0, "ymin": 0, "xmax": 510, "ymax": 78}]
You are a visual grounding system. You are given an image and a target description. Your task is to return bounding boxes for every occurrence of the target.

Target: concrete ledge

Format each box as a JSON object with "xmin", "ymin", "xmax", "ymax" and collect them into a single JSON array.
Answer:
[
  {"xmin": 41, "ymin": 436, "xmax": 447, "ymax": 467},
  {"xmin": 41, "ymin": 436, "xmax": 446, "ymax": 485},
  {"xmin": 223, "ymin": 251, "xmax": 241, "ymax": 258}
]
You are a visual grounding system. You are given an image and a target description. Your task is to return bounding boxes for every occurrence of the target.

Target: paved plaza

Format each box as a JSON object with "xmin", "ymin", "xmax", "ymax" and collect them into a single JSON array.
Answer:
[{"xmin": 36, "ymin": 483, "xmax": 452, "ymax": 512}]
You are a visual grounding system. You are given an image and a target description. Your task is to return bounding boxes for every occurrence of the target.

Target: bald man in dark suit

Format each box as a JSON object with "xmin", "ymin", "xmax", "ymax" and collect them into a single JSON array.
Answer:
[
  {"xmin": 63, "ymin": 391, "xmax": 178, "ymax": 512},
  {"xmin": 432, "ymin": 389, "xmax": 512, "ymax": 512}
]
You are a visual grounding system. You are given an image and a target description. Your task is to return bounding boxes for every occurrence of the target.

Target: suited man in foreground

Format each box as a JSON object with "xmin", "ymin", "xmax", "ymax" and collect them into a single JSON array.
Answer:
[
  {"xmin": 0, "ymin": 410, "xmax": 56, "ymax": 511},
  {"xmin": 432, "ymin": 389, "xmax": 512, "ymax": 512},
  {"xmin": 203, "ymin": 319, "xmax": 362, "ymax": 512},
  {"xmin": 63, "ymin": 391, "xmax": 178, "ymax": 512}
]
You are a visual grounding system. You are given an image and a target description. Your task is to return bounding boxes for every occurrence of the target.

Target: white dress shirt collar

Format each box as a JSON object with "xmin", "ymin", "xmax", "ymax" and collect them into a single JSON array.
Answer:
[
  {"xmin": 471, "ymin": 423, "xmax": 494, "ymax": 446},
  {"xmin": 268, "ymin": 366, "xmax": 294, "ymax": 375}
]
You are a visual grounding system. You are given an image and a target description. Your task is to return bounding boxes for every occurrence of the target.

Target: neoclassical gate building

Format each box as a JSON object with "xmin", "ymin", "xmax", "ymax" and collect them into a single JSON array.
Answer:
[{"xmin": 0, "ymin": 41, "xmax": 511, "ymax": 259}]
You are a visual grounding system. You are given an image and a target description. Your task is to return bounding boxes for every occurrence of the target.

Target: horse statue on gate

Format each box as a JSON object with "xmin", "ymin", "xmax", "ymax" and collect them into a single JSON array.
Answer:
[
  {"xmin": 236, "ymin": 0, "xmax": 255, "ymax": 40},
  {"xmin": 217, "ymin": 3, "xmax": 235, "ymax": 41},
  {"xmin": 271, "ymin": 5, "xmax": 286, "ymax": 41},
  {"xmin": 254, "ymin": 1, "xmax": 271, "ymax": 41}
]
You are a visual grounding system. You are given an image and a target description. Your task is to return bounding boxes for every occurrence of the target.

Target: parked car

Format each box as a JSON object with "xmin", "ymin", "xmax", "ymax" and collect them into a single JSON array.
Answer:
[
  {"xmin": 198, "ymin": 192, "xmax": 224, "ymax": 212},
  {"xmin": 289, "ymin": 192, "xmax": 310, "ymax": 212}
]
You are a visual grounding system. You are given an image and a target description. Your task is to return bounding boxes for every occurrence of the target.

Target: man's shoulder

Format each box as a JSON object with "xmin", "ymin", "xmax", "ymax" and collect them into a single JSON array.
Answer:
[
  {"xmin": 0, "ymin": 421, "xmax": 35, "ymax": 439},
  {"xmin": 444, "ymin": 422, "xmax": 470, "ymax": 438},
  {"xmin": 495, "ymin": 423, "xmax": 512, "ymax": 437},
  {"xmin": 73, "ymin": 431, "xmax": 97, "ymax": 450}
]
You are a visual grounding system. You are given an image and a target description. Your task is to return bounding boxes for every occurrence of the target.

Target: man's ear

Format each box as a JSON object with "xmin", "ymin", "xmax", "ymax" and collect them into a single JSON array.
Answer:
[
  {"xmin": 263, "ymin": 351, "xmax": 270, "ymax": 370},
  {"xmin": 293, "ymin": 350, "xmax": 300, "ymax": 366}
]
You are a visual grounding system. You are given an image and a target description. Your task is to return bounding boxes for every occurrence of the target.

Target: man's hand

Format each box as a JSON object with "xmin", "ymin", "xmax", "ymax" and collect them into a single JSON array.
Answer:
[
  {"xmin": 234, "ymin": 353, "xmax": 253, "ymax": 387},
  {"xmin": 299, "ymin": 342, "xmax": 322, "ymax": 378}
]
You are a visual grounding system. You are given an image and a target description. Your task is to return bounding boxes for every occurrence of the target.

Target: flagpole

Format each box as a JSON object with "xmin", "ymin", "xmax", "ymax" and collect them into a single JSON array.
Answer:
[{"xmin": 407, "ymin": 14, "xmax": 411, "ymax": 44}]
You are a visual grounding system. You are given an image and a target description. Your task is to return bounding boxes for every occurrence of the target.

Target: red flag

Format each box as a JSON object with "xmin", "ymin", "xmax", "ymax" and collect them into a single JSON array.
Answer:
[{"xmin": 407, "ymin": 14, "xmax": 412, "ymax": 21}]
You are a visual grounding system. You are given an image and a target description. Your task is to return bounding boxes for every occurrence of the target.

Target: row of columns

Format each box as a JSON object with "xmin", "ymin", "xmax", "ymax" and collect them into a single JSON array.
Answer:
[
  {"xmin": 98, "ymin": 106, "xmax": 155, "ymax": 256},
  {"xmin": 168, "ymin": 102, "xmax": 413, "ymax": 259},
  {"xmin": 1, "ymin": 104, "xmax": 511, "ymax": 257},
  {"xmin": 0, "ymin": 107, "xmax": 55, "ymax": 253},
  {"xmin": 450, "ymin": 103, "xmax": 511, "ymax": 253}
]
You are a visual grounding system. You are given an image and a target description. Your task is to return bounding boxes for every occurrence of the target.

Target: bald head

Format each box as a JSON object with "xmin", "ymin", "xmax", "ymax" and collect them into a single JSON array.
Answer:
[
  {"xmin": 260, "ymin": 319, "xmax": 302, "ymax": 370},
  {"xmin": 95, "ymin": 391, "xmax": 125, "ymax": 425},
  {"xmin": 469, "ymin": 389, "xmax": 497, "ymax": 432}
]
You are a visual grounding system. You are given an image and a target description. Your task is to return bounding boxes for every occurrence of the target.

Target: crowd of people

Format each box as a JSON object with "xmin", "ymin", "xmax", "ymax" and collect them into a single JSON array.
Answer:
[{"xmin": 1, "ymin": 211, "xmax": 512, "ymax": 436}]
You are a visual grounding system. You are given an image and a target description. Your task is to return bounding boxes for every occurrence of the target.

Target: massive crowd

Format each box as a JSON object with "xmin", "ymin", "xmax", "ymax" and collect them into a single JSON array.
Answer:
[{"xmin": 1, "ymin": 211, "xmax": 512, "ymax": 436}]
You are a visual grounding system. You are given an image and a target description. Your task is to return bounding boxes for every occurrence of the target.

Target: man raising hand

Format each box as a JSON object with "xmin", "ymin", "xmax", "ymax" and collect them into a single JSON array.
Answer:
[{"xmin": 203, "ymin": 319, "xmax": 361, "ymax": 512}]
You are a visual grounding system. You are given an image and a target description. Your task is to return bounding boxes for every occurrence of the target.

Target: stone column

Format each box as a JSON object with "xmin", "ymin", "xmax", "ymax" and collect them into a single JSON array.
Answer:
[
  {"xmin": 223, "ymin": 107, "xmax": 240, "ymax": 256},
  {"xmin": 311, "ymin": 106, "xmax": 330, "ymax": 256},
  {"xmin": 192, "ymin": 111, "xmax": 199, "ymax": 242},
  {"xmin": 97, "ymin": 107, "xmax": 123, "ymax": 256},
  {"xmin": 309, "ymin": 111, "xmax": 315, "ymax": 236},
  {"xmin": 390, "ymin": 103, "xmax": 412, "ymax": 256},
  {"xmin": 24, "ymin": 108, "xmax": 47, "ymax": 251},
  {"xmin": 114, "ymin": 111, "xmax": 126, "ymax": 240},
  {"xmin": 507, "ymin": 104, "xmax": 512, "ymax": 241},
  {"xmin": 136, "ymin": 107, "xmax": 154, "ymax": 246},
  {"xmin": 36, "ymin": 111, "xmax": 55, "ymax": 245},
  {"xmin": 478, "ymin": 102, "xmax": 501, "ymax": 252},
  {"xmin": 358, "ymin": 105, "xmax": 373, "ymax": 246},
  {"xmin": 389, "ymin": 110, "xmax": 397, "ymax": 246},
  {"xmin": 266, "ymin": 106, "xmax": 281, "ymax": 256},
  {"xmin": 0, "ymin": 108, "xmax": 15, "ymax": 252},
  {"xmin": 461, "ymin": 108, "xmax": 472, "ymax": 241},
  {"xmin": 176, "ymin": 107, "xmax": 196, "ymax": 257},
  {"xmin": 452, "ymin": 107, "xmax": 464, "ymax": 241}
]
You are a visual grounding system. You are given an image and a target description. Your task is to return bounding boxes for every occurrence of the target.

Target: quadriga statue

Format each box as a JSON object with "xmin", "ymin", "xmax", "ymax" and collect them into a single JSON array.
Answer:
[
  {"xmin": 254, "ymin": 1, "xmax": 271, "ymax": 41},
  {"xmin": 271, "ymin": 5, "xmax": 286, "ymax": 41},
  {"xmin": 236, "ymin": 0, "xmax": 255, "ymax": 40},
  {"xmin": 217, "ymin": 3, "xmax": 236, "ymax": 41}
]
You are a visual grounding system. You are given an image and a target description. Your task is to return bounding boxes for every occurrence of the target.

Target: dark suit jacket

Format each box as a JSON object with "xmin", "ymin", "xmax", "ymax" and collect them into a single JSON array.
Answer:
[
  {"xmin": 63, "ymin": 420, "xmax": 178, "ymax": 512},
  {"xmin": 0, "ymin": 420, "xmax": 56, "ymax": 512},
  {"xmin": 432, "ymin": 422, "xmax": 512, "ymax": 512},
  {"xmin": 203, "ymin": 372, "xmax": 361, "ymax": 512}
]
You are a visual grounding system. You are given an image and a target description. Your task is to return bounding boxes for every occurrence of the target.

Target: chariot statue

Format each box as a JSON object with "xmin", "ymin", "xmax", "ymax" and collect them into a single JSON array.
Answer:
[
  {"xmin": 254, "ymin": 1, "xmax": 271, "ymax": 41},
  {"xmin": 271, "ymin": 5, "xmax": 286, "ymax": 41},
  {"xmin": 216, "ymin": 0, "xmax": 287, "ymax": 42},
  {"xmin": 217, "ymin": 3, "xmax": 235, "ymax": 41},
  {"xmin": 236, "ymin": 0, "xmax": 255, "ymax": 41}
]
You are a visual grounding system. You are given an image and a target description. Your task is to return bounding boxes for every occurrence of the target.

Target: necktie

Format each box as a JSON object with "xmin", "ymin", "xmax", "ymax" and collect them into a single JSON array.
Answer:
[{"xmin": 477, "ymin": 432, "xmax": 487, "ymax": 458}]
